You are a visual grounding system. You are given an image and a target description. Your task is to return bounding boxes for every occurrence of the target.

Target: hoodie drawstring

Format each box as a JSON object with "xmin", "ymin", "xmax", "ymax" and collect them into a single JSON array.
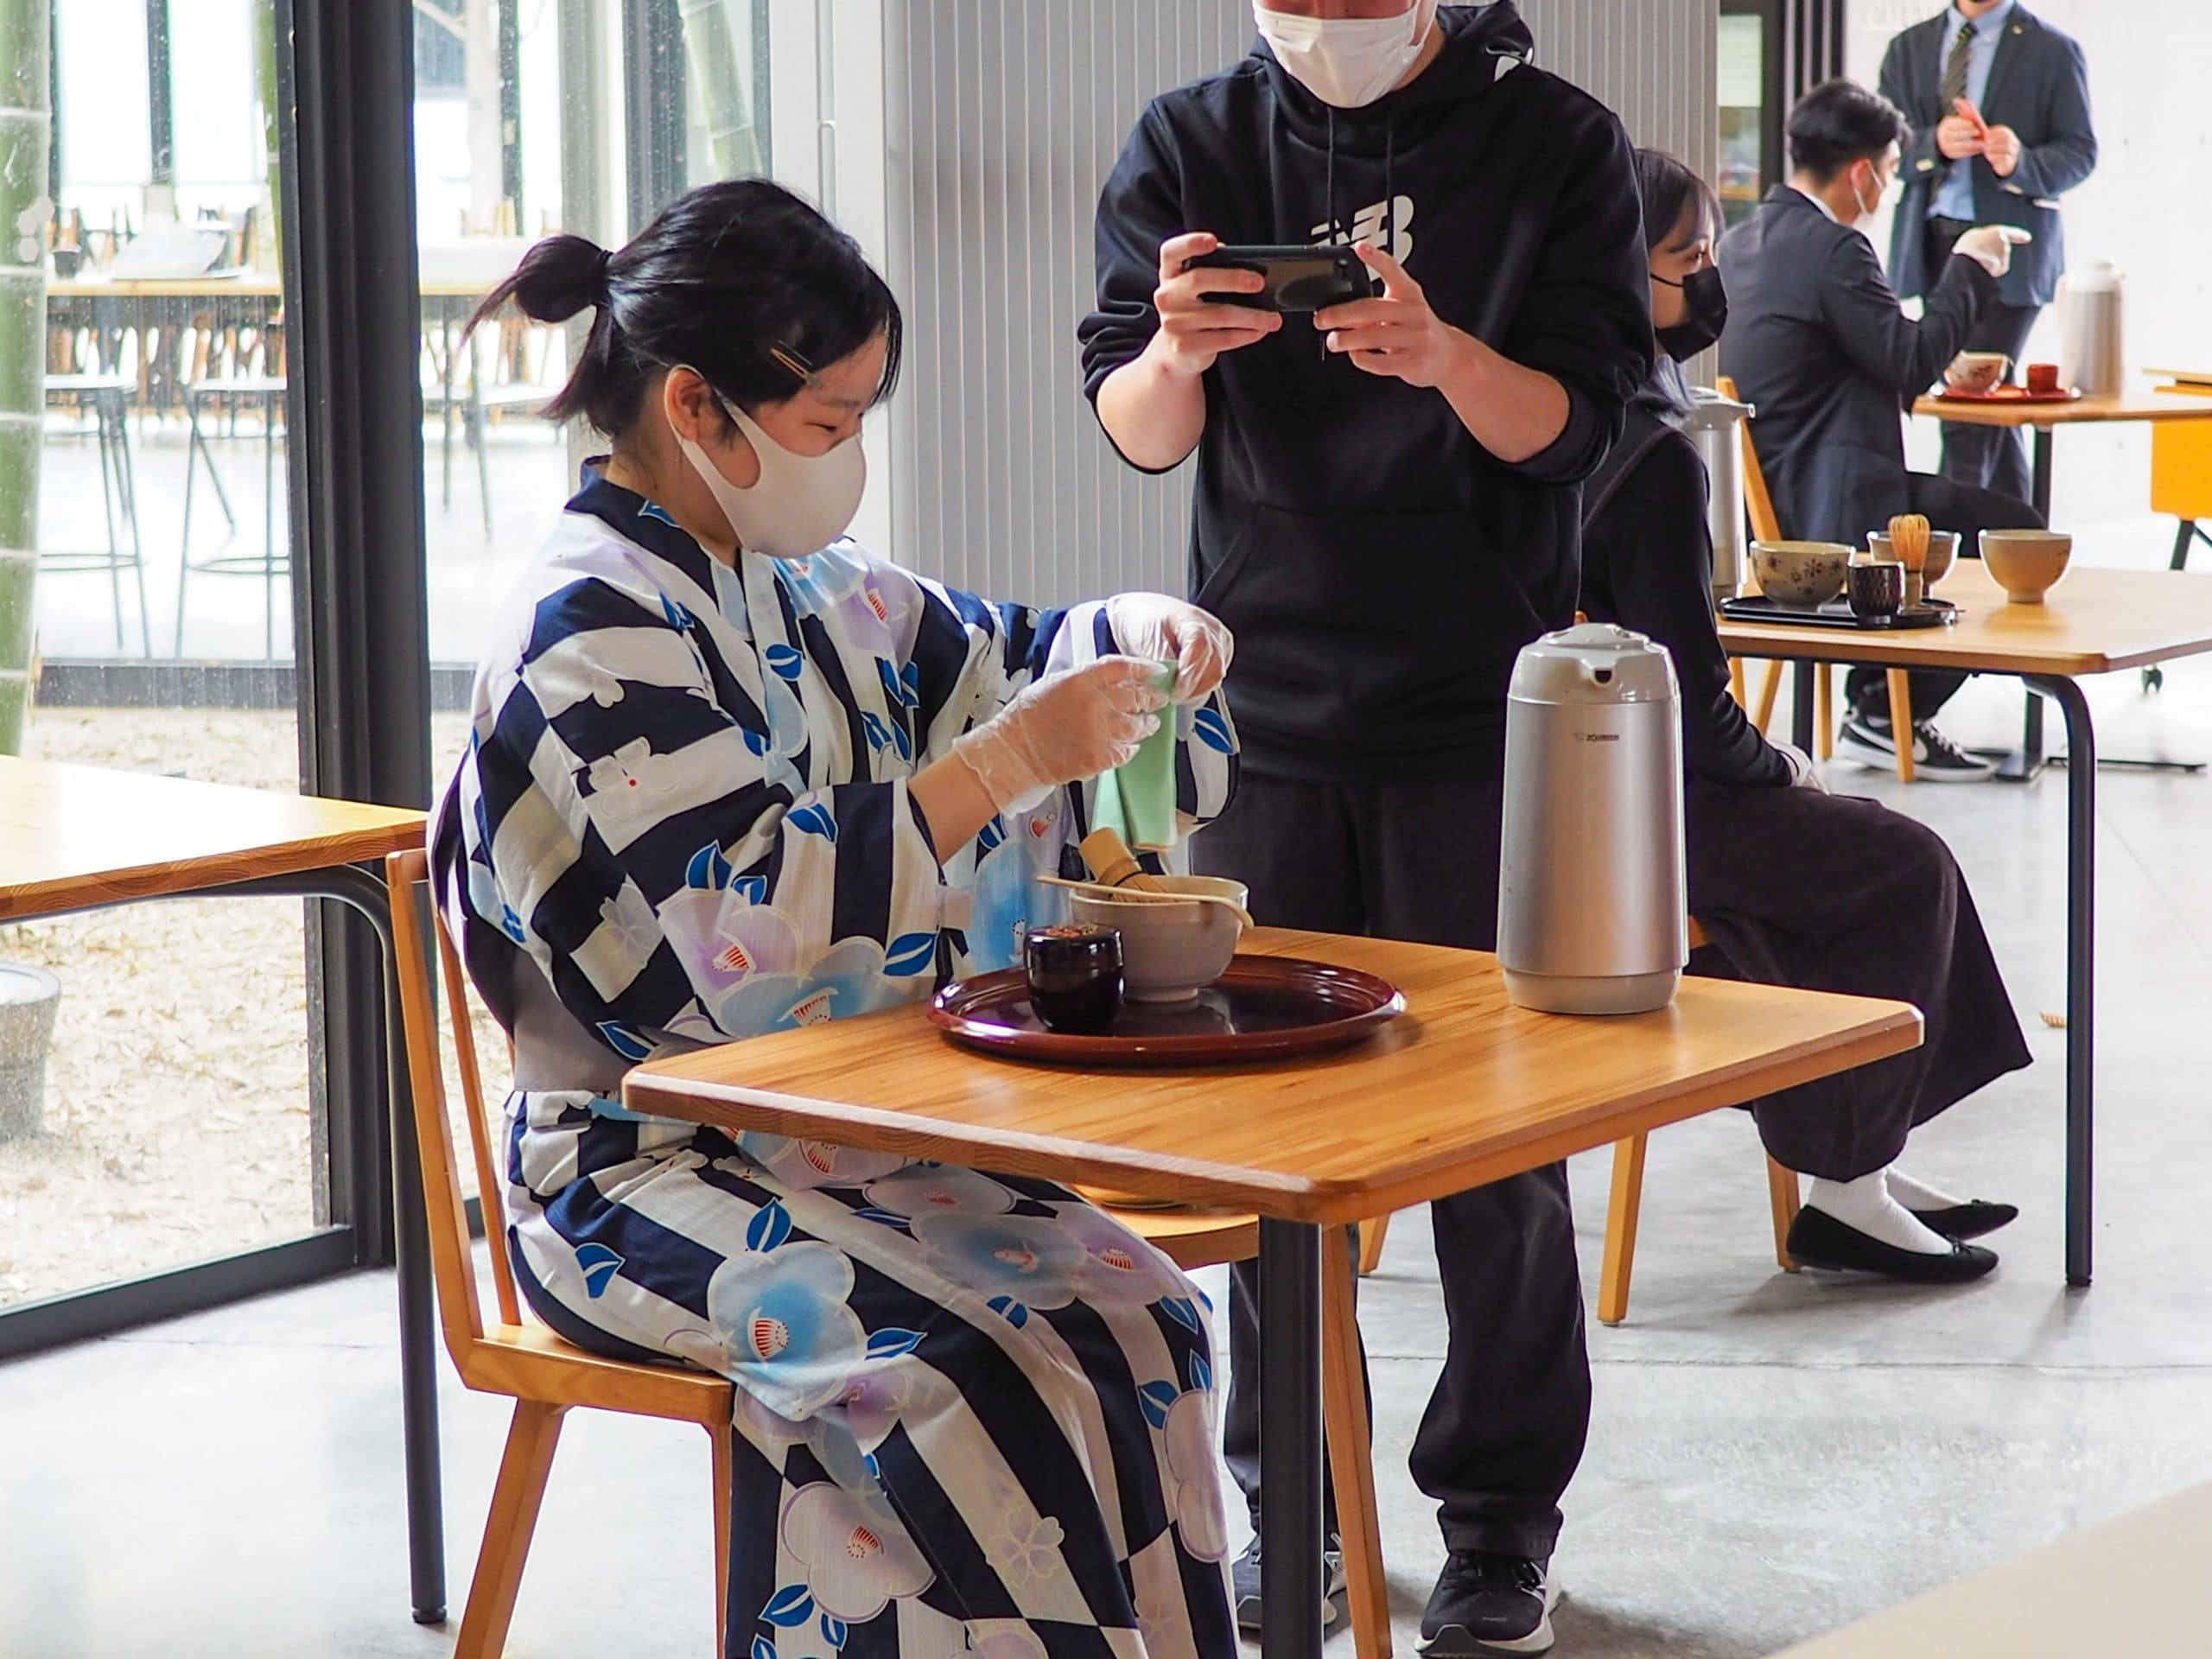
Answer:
[{"xmin": 1324, "ymin": 109, "xmax": 1338, "ymax": 362}]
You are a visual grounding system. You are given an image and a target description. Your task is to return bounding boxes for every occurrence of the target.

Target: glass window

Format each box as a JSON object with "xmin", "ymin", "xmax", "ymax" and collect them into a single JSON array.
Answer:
[{"xmin": 1719, "ymin": 8, "xmax": 1770, "ymax": 228}]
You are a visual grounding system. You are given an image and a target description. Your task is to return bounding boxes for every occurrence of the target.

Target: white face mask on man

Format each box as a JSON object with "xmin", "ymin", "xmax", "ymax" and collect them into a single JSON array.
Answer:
[
  {"xmin": 669, "ymin": 368, "xmax": 867, "ymax": 561},
  {"xmin": 1253, "ymin": 0, "xmax": 1439, "ymax": 110}
]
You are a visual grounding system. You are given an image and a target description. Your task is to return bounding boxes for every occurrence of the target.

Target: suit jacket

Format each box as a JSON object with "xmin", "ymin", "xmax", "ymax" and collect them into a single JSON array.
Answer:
[
  {"xmin": 1718, "ymin": 187, "xmax": 1997, "ymax": 548},
  {"xmin": 1881, "ymin": 4, "xmax": 2097, "ymax": 307}
]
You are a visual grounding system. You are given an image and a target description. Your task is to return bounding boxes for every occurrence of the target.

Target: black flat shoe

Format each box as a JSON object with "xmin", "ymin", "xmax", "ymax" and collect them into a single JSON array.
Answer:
[
  {"xmin": 1910, "ymin": 1199, "xmax": 2018, "ymax": 1240},
  {"xmin": 1787, "ymin": 1205, "xmax": 1998, "ymax": 1284}
]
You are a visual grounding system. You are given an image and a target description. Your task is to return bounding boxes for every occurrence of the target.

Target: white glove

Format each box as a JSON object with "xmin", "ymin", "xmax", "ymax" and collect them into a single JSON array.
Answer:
[
  {"xmin": 1105, "ymin": 593, "xmax": 1234, "ymax": 702},
  {"xmin": 1952, "ymin": 225, "xmax": 2032, "ymax": 280},
  {"xmin": 1775, "ymin": 740, "xmax": 1828, "ymax": 793},
  {"xmin": 951, "ymin": 656, "xmax": 1170, "ymax": 813}
]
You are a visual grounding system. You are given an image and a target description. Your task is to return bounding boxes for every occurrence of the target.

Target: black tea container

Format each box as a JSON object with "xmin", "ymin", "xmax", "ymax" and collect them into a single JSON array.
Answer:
[{"xmin": 1023, "ymin": 924, "xmax": 1125, "ymax": 1035}]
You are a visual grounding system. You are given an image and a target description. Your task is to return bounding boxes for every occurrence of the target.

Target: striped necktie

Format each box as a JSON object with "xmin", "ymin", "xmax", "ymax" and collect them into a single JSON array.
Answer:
[{"xmin": 1941, "ymin": 17, "xmax": 1977, "ymax": 115}]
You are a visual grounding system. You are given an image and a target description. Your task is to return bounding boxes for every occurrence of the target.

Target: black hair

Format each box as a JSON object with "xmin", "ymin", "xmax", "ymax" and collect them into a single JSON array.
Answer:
[
  {"xmin": 1633, "ymin": 149, "xmax": 1722, "ymax": 252},
  {"xmin": 467, "ymin": 177, "xmax": 904, "ymax": 436},
  {"xmin": 1787, "ymin": 78, "xmax": 1909, "ymax": 183}
]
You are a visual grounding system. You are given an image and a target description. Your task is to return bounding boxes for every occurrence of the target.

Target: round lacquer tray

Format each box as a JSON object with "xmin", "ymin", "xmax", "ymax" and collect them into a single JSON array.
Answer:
[{"xmin": 928, "ymin": 955, "xmax": 1405, "ymax": 1068}]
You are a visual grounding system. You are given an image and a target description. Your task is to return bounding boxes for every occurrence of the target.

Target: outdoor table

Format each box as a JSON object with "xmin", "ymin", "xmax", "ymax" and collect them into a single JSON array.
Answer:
[
  {"xmin": 626, "ymin": 927, "xmax": 1920, "ymax": 1659},
  {"xmin": 0, "ymin": 755, "xmax": 445, "ymax": 1622},
  {"xmin": 1719, "ymin": 560, "xmax": 2212, "ymax": 1287}
]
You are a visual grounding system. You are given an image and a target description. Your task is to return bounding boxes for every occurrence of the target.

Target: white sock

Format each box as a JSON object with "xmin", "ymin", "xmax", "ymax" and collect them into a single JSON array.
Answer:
[
  {"xmin": 1885, "ymin": 1167, "xmax": 1967, "ymax": 1211},
  {"xmin": 1804, "ymin": 1168, "xmax": 1953, "ymax": 1255}
]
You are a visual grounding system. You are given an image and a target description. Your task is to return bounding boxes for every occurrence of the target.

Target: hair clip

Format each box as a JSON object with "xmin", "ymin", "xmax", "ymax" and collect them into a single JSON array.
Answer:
[{"xmin": 767, "ymin": 344, "xmax": 815, "ymax": 383}]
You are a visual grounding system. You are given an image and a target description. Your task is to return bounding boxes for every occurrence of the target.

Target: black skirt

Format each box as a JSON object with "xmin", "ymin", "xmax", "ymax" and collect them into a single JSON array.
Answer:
[{"xmin": 1685, "ymin": 779, "xmax": 2031, "ymax": 1181}]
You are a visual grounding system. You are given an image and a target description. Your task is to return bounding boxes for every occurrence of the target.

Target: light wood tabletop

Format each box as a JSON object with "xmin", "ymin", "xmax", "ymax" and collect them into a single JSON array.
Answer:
[
  {"xmin": 625, "ymin": 928, "xmax": 1921, "ymax": 1225},
  {"xmin": 1771, "ymin": 1479, "xmax": 2212, "ymax": 1657},
  {"xmin": 1913, "ymin": 388, "xmax": 2212, "ymax": 429},
  {"xmin": 0, "ymin": 756, "xmax": 426, "ymax": 921},
  {"xmin": 1717, "ymin": 561, "xmax": 2212, "ymax": 677}
]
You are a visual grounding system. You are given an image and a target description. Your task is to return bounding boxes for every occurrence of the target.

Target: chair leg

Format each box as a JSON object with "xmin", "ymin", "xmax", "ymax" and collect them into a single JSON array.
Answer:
[
  {"xmin": 1885, "ymin": 669, "xmax": 1916, "ymax": 785},
  {"xmin": 1767, "ymin": 1157, "xmax": 1802, "ymax": 1272},
  {"xmin": 454, "ymin": 1399, "xmax": 567, "ymax": 1659},
  {"xmin": 1815, "ymin": 667, "xmax": 1834, "ymax": 760},
  {"xmin": 113, "ymin": 398, "xmax": 152, "ymax": 659},
  {"xmin": 2172, "ymin": 519, "xmax": 2199, "ymax": 573},
  {"xmin": 474, "ymin": 403, "xmax": 495, "ymax": 538},
  {"xmin": 708, "ymin": 1418, "xmax": 734, "ymax": 1657},
  {"xmin": 1321, "ymin": 1224, "xmax": 1390, "ymax": 1659},
  {"xmin": 1596, "ymin": 1133, "xmax": 1649, "ymax": 1327},
  {"xmin": 1357, "ymin": 1212, "xmax": 1391, "ymax": 1277},
  {"xmin": 1752, "ymin": 660, "xmax": 1783, "ymax": 735}
]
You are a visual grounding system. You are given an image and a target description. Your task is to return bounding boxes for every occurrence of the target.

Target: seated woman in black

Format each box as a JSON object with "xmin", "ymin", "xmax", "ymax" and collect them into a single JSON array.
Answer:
[{"xmin": 1580, "ymin": 149, "xmax": 2032, "ymax": 1283}]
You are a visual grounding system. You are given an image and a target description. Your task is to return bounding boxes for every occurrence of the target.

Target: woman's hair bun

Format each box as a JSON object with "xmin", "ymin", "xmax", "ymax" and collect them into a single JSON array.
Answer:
[{"xmin": 494, "ymin": 233, "xmax": 613, "ymax": 325}]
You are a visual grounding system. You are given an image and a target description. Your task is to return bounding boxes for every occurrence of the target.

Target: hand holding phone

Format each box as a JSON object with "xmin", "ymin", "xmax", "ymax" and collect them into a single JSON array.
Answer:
[
  {"xmin": 1180, "ymin": 244, "xmax": 1376, "ymax": 313},
  {"xmin": 1147, "ymin": 232, "xmax": 1284, "ymax": 380}
]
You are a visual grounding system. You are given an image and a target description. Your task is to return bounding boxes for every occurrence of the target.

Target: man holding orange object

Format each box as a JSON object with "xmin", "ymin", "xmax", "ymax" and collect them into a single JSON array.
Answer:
[{"xmin": 1881, "ymin": 1, "xmax": 2095, "ymax": 501}]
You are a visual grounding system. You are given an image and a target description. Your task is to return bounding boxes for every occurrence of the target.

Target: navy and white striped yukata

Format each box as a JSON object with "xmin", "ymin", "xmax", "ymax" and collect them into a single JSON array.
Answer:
[{"xmin": 430, "ymin": 467, "xmax": 1243, "ymax": 1659}]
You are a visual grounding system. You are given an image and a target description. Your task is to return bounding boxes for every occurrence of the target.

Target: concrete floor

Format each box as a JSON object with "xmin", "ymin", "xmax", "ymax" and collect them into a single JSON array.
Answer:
[{"xmin": 6, "ymin": 661, "xmax": 2212, "ymax": 1657}]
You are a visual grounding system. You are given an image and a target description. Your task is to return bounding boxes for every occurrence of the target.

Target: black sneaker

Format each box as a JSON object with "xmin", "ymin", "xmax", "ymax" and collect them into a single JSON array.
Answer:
[
  {"xmin": 1836, "ymin": 715, "xmax": 1997, "ymax": 782},
  {"xmin": 1417, "ymin": 1552, "xmax": 1560, "ymax": 1656},
  {"xmin": 1230, "ymin": 1532, "xmax": 1346, "ymax": 1632}
]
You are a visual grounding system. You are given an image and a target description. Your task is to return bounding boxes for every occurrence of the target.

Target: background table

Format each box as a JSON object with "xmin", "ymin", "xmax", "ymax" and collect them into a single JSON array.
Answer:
[
  {"xmin": 1912, "ymin": 388, "xmax": 2212, "ymax": 522},
  {"xmin": 0, "ymin": 756, "xmax": 444, "ymax": 1622},
  {"xmin": 1720, "ymin": 562, "xmax": 2212, "ymax": 1287},
  {"xmin": 629, "ymin": 927, "xmax": 1921, "ymax": 1659}
]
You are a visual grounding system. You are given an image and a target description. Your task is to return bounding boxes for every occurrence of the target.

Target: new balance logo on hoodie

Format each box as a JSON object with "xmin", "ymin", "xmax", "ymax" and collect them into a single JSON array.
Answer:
[{"xmin": 1311, "ymin": 194, "xmax": 1414, "ymax": 262}]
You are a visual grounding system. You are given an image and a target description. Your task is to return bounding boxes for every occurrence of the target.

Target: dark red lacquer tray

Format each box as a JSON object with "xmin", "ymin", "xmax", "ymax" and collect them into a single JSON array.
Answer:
[
  {"xmin": 1936, "ymin": 385, "xmax": 2082, "ymax": 404},
  {"xmin": 929, "ymin": 955, "xmax": 1406, "ymax": 1067}
]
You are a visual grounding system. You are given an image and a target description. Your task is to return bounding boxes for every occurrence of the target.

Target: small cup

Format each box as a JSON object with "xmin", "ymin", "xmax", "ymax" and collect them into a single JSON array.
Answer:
[
  {"xmin": 1847, "ymin": 560, "xmax": 1904, "ymax": 623},
  {"xmin": 1023, "ymin": 924, "xmax": 1124, "ymax": 1034},
  {"xmin": 2026, "ymin": 362, "xmax": 2063, "ymax": 396}
]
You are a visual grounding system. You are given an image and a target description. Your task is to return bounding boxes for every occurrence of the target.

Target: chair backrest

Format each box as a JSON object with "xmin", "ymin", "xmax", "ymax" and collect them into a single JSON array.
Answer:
[
  {"xmin": 1715, "ymin": 375, "xmax": 1785, "ymax": 544},
  {"xmin": 385, "ymin": 848, "xmax": 523, "ymax": 1366}
]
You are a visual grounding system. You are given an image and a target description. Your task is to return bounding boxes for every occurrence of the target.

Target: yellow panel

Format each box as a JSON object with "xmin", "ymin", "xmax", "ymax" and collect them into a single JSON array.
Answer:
[{"xmin": 2152, "ymin": 421, "xmax": 2212, "ymax": 518}]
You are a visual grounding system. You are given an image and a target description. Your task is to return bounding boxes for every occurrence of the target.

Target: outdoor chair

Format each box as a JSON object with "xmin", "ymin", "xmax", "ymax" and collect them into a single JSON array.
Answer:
[{"xmin": 41, "ymin": 372, "xmax": 151, "ymax": 656}]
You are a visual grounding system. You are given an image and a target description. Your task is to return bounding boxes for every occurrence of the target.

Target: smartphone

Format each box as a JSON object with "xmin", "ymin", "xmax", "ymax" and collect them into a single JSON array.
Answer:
[{"xmin": 1182, "ymin": 245, "xmax": 1376, "ymax": 313}]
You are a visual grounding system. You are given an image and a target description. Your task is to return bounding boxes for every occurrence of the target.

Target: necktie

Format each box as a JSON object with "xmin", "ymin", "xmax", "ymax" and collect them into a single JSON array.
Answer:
[{"xmin": 1941, "ymin": 18, "xmax": 1977, "ymax": 117}]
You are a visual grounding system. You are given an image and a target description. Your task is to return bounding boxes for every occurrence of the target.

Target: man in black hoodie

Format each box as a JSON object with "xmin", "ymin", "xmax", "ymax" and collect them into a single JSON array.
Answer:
[{"xmin": 1081, "ymin": 5, "xmax": 1649, "ymax": 1654}]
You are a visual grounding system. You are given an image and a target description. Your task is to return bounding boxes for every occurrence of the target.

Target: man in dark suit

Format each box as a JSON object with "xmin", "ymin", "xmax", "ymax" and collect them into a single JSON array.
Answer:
[
  {"xmin": 1720, "ymin": 79, "xmax": 2044, "ymax": 781},
  {"xmin": 1882, "ymin": 1, "xmax": 2096, "ymax": 500}
]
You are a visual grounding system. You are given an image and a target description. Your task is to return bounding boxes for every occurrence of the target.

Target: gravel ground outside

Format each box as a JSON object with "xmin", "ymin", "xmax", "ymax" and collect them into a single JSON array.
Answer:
[{"xmin": 0, "ymin": 708, "xmax": 509, "ymax": 1309}]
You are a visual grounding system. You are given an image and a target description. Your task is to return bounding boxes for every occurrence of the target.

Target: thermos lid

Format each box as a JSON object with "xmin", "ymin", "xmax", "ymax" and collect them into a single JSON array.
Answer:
[{"xmin": 1509, "ymin": 622, "xmax": 1679, "ymax": 707}]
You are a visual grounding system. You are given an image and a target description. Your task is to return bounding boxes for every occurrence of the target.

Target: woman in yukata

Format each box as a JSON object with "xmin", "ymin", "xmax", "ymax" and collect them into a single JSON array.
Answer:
[
  {"xmin": 1578, "ymin": 150, "xmax": 2033, "ymax": 1286},
  {"xmin": 430, "ymin": 179, "xmax": 1243, "ymax": 1659}
]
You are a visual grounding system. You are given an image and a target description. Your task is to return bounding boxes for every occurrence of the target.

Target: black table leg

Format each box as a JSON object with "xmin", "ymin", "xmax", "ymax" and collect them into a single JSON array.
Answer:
[
  {"xmin": 223, "ymin": 865, "xmax": 447, "ymax": 1621},
  {"xmin": 1791, "ymin": 662, "xmax": 1816, "ymax": 753},
  {"xmin": 1258, "ymin": 1218, "xmax": 1325, "ymax": 1659},
  {"xmin": 2026, "ymin": 676, "xmax": 2096, "ymax": 1286}
]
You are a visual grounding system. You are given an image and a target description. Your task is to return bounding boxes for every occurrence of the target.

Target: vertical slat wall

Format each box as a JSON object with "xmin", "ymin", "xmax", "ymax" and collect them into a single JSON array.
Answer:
[
  {"xmin": 881, "ymin": 1, "xmax": 1718, "ymax": 607},
  {"xmin": 1516, "ymin": 0, "xmax": 1719, "ymax": 194},
  {"xmin": 882, "ymin": 0, "xmax": 1248, "ymax": 607}
]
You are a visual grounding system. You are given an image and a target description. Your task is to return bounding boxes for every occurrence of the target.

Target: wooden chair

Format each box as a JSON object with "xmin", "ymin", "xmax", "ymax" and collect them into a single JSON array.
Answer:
[
  {"xmin": 390, "ymin": 848, "xmax": 1389, "ymax": 1658},
  {"xmin": 1717, "ymin": 375, "xmax": 1916, "ymax": 783},
  {"xmin": 386, "ymin": 848, "xmax": 738, "ymax": 1659},
  {"xmin": 1354, "ymin": 922, "xmax": 1807, "ymax": 1329}
]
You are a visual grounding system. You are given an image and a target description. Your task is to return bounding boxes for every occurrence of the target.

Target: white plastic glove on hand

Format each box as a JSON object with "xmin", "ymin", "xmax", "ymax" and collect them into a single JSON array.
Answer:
[
  {"xmin": 1953, "ymin": 225, "xmax": 2031, "ymax": 280},
  {"xmin": 1105, "ymin": 593, "xmax": 1234, "ymax": 702},
  {"xmin": 950, "ymin": 655, "xmax": 1171, "ymax": 814},
  {"xmin": 1774, "ymin": 740, "xmax": 1828, "ymax": 792}
]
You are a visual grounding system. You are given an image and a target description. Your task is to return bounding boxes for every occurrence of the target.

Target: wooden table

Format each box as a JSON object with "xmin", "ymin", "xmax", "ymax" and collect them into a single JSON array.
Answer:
[
  {"xmin": 1912, "ymin": 387, "xmax": 2212, "ymax": 524},
  {"xmin": 1720, "ymin": 562, "xmax": 2212, "ymax": 1287},
  {"xmin": 628, "ymin": 928, "xmax": 1921, "ymax": 1659},
  {"xmin": 0, "ymin": 756, "xmax": 446, "ymax": 1622},
  {"xmin": 1770, "ymin": 1479, "xmax": 2212, "ymax": 1656}
]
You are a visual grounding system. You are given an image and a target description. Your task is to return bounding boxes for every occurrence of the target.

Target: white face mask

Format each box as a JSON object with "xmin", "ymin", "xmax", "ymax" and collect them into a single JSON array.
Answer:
[
  {"xmin": 670, "ymin": 371, "xmax": 866, "ymax": 561},
  {"xmin": 1254, "ymin": 0, "xmax": 1437, "ymax": 110}
]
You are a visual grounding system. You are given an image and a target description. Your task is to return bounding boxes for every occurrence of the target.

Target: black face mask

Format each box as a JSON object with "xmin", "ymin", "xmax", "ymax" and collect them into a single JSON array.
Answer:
[{"xmin": 1654, "ymin": 264, "xmax": 1728, "ymax": 361}]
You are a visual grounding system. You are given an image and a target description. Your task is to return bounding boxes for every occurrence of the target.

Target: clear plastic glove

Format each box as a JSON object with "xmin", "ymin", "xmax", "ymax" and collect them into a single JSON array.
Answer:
[
  {"xmin": 1774, "ymin": 740, "xmax": 1828, "ymax": 793},
  {"xmin": 950, "ymin": 655, "xmax": 1171, "ymax": 813},
  {"xmin": 1105, "ymin": 593, "xmax": 1235, "ymax": 702},
  {"xmin": 1953, "ymin": 225, "xmax": 2032, "ymax": 279}
]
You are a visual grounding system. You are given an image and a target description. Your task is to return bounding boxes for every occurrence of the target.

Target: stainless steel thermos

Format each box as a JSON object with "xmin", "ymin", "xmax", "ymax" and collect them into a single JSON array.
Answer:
[{"xmin": 1498, "ymin": 623, "xmax": 1688, "ymax": 1015}]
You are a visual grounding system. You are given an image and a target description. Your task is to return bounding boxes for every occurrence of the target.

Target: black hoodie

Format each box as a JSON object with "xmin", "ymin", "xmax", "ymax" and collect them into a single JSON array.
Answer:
[{"xmin": 1081, "ymin": 3, "xmax": 1650, "ymax": 783}]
